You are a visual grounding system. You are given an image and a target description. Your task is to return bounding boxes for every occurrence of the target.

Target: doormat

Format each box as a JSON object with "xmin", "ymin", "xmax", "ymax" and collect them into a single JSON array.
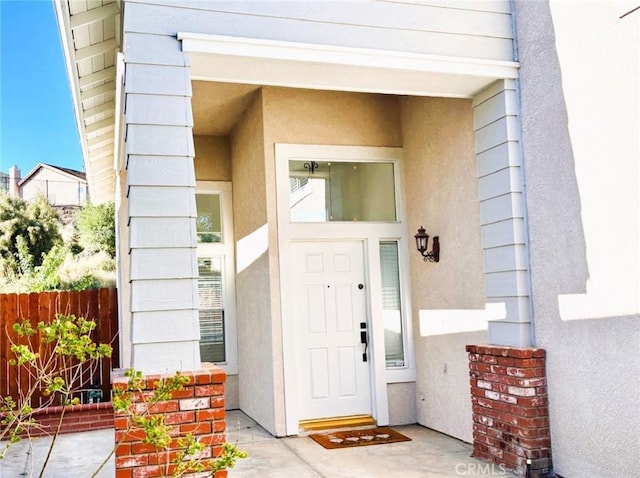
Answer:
[{"xmin": 309, "ymin": 427, "xmax": 411, "ymax": 449}]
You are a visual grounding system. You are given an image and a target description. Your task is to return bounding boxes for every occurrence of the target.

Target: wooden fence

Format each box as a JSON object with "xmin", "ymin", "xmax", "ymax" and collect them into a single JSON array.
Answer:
[{"xmin": 0, "ymin": 288, "xmax": 119, "ymax": 409}]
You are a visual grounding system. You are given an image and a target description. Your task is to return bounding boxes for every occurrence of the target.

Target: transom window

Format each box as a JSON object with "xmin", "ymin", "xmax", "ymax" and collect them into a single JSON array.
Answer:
[{"xmin": 288, "ymin": 160, "xmax": 397, "ymax": 222}]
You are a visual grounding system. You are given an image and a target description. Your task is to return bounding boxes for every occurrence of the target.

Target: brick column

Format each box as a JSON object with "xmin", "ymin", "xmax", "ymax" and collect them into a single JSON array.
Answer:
[
  {"xmin": 112, "ymin": 366, "xmax": 227, "ymax": 478},
  {"xmin": 466, "ymin": 345, "xmax": 553, "ymax": 478}
]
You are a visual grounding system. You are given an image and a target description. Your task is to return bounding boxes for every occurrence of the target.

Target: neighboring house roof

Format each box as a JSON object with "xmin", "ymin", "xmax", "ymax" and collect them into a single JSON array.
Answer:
[{"xmin": 18, "ymin": 163, "xmax": 87, "ymax": 187}]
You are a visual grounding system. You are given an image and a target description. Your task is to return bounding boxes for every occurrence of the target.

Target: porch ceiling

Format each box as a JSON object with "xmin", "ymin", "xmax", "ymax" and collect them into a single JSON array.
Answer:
[{"xmin": 54, "ymin": 0, "xmax": 120, "ymax": 204}]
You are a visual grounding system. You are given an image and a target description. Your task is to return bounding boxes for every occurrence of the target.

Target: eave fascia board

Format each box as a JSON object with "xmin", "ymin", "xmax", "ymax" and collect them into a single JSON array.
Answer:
[
  {"xmin": 178, "ymin": 33, "xmax": 520, "ymax": 96},
  {"xmin": 53, "ymin": 0, "xmax": 93, "ymax": 189}
]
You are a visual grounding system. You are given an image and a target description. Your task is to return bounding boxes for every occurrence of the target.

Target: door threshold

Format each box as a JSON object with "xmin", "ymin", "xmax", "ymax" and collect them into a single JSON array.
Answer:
[{"xmin": 299, "ymin": 415, "xmax": 376, "ymax": 433}]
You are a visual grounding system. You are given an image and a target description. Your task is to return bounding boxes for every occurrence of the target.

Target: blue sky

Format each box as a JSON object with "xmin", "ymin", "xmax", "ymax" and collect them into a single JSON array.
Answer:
[{"xmin": 0, "ymin": 0, "xmax": 84, "ymax": 177}]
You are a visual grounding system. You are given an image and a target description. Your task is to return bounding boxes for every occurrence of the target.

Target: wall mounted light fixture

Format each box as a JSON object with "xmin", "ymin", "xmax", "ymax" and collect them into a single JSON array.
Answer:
[{"xmin": 415, "ymin": 226, "xmax": 440, "ymax": 262}]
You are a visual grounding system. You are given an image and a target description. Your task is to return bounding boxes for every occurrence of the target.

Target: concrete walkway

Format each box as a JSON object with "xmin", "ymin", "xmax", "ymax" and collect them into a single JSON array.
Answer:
[{"xmin": 0, "ymin": 410, "xmax": 515, "ymax": 477}]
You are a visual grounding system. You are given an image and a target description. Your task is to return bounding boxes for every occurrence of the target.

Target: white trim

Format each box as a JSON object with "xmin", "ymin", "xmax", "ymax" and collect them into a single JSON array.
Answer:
[
  {"xmin": 195, "ymin": 181, "xmax": 238, "ymax": 375},
  {"xmin": 276, "ymin": 144, "xmax": 415, "ymax": 434},
  {"xmin": 178, "ymin": 33, "xmax": 518, "ymax": 98}
]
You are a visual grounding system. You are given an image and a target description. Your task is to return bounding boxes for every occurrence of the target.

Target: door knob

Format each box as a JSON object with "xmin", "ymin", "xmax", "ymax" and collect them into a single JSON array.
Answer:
[{"xmin": 358, "ymin": 283, "xmax": 364, "ymax": 290}]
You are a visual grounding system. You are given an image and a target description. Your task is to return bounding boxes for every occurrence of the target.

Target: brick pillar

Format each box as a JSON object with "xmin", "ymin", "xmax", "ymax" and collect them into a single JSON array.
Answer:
[
  {"xmin": 112, "ymin": 366, "xmax": 227, "ymax": 478},
  {"xmin": 466, "ymin": 345, "xmax": 553, "ymax": 478}
]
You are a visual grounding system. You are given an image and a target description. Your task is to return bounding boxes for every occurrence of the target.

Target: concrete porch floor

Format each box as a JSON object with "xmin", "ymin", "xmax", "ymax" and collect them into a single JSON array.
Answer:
[
  {"xmin": 227, "ymin": 410, "xmax": 516, "ymax": 478},
  {"xmin": 0, "ymin": 410, "xmax": 516, "ymax": 477}
]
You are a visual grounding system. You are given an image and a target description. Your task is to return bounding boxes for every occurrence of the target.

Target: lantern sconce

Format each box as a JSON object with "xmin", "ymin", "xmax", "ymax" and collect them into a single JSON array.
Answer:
[{"xmin": 414, "ymin": 226, "xmax": 440, "ymax": 262}]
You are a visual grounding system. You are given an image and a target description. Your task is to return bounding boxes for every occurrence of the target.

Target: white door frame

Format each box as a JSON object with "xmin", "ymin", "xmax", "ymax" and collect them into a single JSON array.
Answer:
[{"xmin": 276, "ymin": 144, "xmax": 413, "ymax": 435}]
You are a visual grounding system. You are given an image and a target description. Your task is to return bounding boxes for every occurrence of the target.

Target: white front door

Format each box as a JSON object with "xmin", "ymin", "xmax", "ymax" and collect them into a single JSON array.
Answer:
[{"xmin": 292, "ymin": 241, "xmax": 371, "ymax": 420}]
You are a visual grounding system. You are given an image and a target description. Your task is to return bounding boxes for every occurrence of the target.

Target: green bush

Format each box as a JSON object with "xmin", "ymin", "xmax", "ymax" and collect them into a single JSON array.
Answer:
[
  {"xmin": 0, "ymin": 195, "xmax": 62, "ymax": 277},
  {"xmin": 75, "ymin": 202, "xmax": 115, "ymax": 258}
]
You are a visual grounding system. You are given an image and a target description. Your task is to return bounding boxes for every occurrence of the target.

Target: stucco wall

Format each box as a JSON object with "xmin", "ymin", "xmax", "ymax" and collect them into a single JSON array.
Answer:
[
  {"xmin": 400, "ymin": 97, "xmax": 485, "ymax": 443},
  {"xmin": 262, "ymin": 87, "xmax": 403, "ymax": 431},
  {"xmin": 230, "ymin": 91, "xmax": 280, "ymax": 435},
  {"xmin": 261, "ymin": 87, "xmax": 401, "ymax": 147},
  {"xmin": 194, "ymin": 135, "xmax": 231, "ymax": 181},
  {"xmin": 514, "ymin": 2, "xmax": 640, "ymax": 476}
]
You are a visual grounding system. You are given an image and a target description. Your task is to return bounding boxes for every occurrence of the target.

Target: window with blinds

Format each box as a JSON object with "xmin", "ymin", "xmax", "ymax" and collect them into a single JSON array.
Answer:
[
  {"xmin": 198, "ymin": 257, "xmax": 225, "ymax": 363},
  {"xmin": 380, "ymin": 241, "xmax": 405, "ymax": 367}
]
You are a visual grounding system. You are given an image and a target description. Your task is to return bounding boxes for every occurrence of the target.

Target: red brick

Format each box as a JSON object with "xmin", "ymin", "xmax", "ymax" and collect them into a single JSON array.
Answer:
[
  {"xmin": 146, "ymin": 400, "xmax": 180, "ymax": 414},
  {"xmin": 490, "ymin": 365, "xmax": 507, "ymax": 374},
  {"xmin": 132, "ymin": 442, "xmax": 157, "ymax": 455},
  {"xmin": 211, "ymin": 370, "xmax": 226, "ymax": 384},
  {"xmin": 116, "ymin": 454, "xmax": 148, "ymax": 468},
  {"xmin": 473, "ymin": 363, "xmax": 493, "ymax": 373},
  {"xmin": 532, "ymin": 349, "xmax": 546, "ymax": 358},
  {"xmin": 497, "ymin": 357, "xmax": 515, "ymax": 366},
  {"xmin": 148, "ymin": 450, "xmax": 181, "ymax": 465},
  {"xmin": 116, "ymin": 428, "xmax": 147, "ymax": 442},
  {"xmin": 212, "ymin": 421, "xmax": 226, "ymax": 433},
  {"xmin": 169, "ymin": 388, "xmax": 194, "ymax": 399},
  {"xmin": 164, "ymin": 411, "xmax": 195, "ymax": 425},
  {"xmin": 510, "ymin": 405, "xmax": 540, "ymax": 417},
  {"xmin": 513, "ymin": 358, "xmax": 545, "ymax": 368},
  {"xmin": 116, "ymin": 469, "xmax": 133, "ymax": 478},
  {"xmin": 144, "ymin": 375, "xmax": 163, "ymax": 389},
  {"xmin": 498, "ymin": 375, "xmax": 523, "ymax": 386},
  {"xmin": 196, "ymin": 373, "xmax": 212, "ymax": 385},
  {"xmin": 132, "ymin": 465, "xmax": 164, "ymax": 478},
  {"xmin": 199, "ymin": 433, "xmax": 227, "ymax": 446},
  {"xmin": 473, "ymin": 423, "xmax": 488, "ymax": 434},
  {"xmin": 197, "ymin": 408, "xmax": 225, "ymax": 421},
  {"xmin": 506, "ymin": 367, "xmax": 537, "ymax": 378},
  {"xmin": 518, "ymin": 437, "xmax": 551, "ymax": 449},
  {"xmin": 536, "ymin": 386, "xmax": 548, "ymax": 396},
  {"xmin": 211, "ymin": 397, "xmax": 225, "ymax": 408},
  {"xmin": 468, "ymin": 353, "xmax": 480, "ymax": 362},
  {"xmin": 180, "ymin": 422, "xmax": 212, "ymax": 435},
  {"xmin": 506, "ymin": 349, "xmax": 535, "ymax": 359},
  {"xmin": 497, "ymin": 394, "xmax": 517, "ymax": 406},
  {"xmin": 501, "ymin": 451, "xmax": 518, "ymax": 467},
  {"xmin": 195, "ymin": 384, "xmax": 225, "ymax": 397},
  {"xmin": 481, "ymin": 355, "xmax": 498, "ymax": 364},
  {"xmin": 477, "ymin": 397, "xmax": 494, "ymax": 408},
  {"xmin": 516, "ymin": 396, "xmax": 548, "ymax": 407},
  {"xmin": 115, "ymin": 443, "xmax": 131, "ymax": 457}
]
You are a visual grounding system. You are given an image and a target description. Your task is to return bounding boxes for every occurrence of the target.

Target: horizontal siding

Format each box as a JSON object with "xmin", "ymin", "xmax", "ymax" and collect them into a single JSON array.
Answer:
[
  {"xmin": 128, "ymin": 186, "xmax": 195, "ymax": 217},
  {"xmin": 124, "ymin": 64, "xmax": 192, "ymax": 96},
  {"xmin": 129, "ymin": 217, "xmax": 195, "ymax": 248},
  {"xmin": 481, "ymin": 218, "xmax": 527, "ymax": 248},
  {"xmin": 131, "ymin": 341, "xmax": 200, "ymax": 373},
  {"xmin": 128, "ymin": 156, "xmax": 196, "ymax": 187},
  {"xmin": 479, "ymin": 192, "xmax": 523, "ymax": 225},
  {"xmin": 485, "ymin": 270, "xmax": 530, "ymax": 297},
  {"xmin": 123, "ymin": 0, "xmax": 514, "ymax": 61},
  {"xmin": 131, "ymin": 279, "xmax": 198, "ymax": 312},
  {"xmin": 483, "ymin": 244, "xmax": 528, "ymax": 273},
  {"xmin": 126, "ymin": 124, "xmax": 195, "ymax": 157},
  {"xmin": 477, "ymin": 167, "xmax": 523, "ymax": 201},
  {"xmin": 382, "ymin": 0, "xmax": 510, "ymax": 14},
  {"xmin": 126, "ymin": 94, "xmax": 193, "ymax": 127},
  {"xmin": 131, "ymin": 310, "xmax": 201, "ymax": 343},
  {"xmin": 476, "ymin": 142, "xmax": 520, "ymax": 177},
  {"xmin": 130, "ymin": 248, "xmax": 197, "ymax": 280},
  {"xmin": 473, "ymin": 80, "xmax": 532, "ymax": 344}
]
